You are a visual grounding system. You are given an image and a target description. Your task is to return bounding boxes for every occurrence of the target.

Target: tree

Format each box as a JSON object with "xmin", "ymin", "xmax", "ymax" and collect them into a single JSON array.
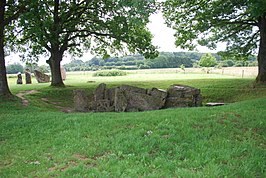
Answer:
[
  {"xmin": 180, "ymin": 64, "xmax": 185, "ymax": 73},
  {"xmin": 0, "ymin": 0, "xmax": 27, "ymax": 98},
  {"xmin": 163, "ymin": 0, "xmax": 266, "ymax": 83},
  {"xmin": 20, "ymin": 0, "xmax": 159, "ymax": 87},
  {"xmin": 199, "ymin": 53, "xmax": 217, "ymax": 68},
  {"xmin": 6, "ymin": 63, "xmax": 24, "ymax": 74}
]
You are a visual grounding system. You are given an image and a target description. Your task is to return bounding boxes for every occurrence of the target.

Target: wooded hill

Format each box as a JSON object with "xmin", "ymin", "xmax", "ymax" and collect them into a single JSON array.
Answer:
[{"xmin": 63, "ymin": 52, "xmax": 256, "ymax": 71}]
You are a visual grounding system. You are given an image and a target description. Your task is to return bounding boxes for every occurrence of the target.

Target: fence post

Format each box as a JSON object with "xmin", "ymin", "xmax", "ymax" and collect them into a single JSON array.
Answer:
[{"xmin": 242, "ymin": 70, "xmax": 244, "ymax": 78}]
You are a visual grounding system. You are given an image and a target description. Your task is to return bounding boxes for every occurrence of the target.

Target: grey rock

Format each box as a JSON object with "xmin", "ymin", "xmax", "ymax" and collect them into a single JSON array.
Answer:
[
  {"xmin": 34, "ymin": 70, "xmax": 50, "ymax": 83},
  {"xmin": 118, "ymin": 85, "xmax": 147, "ymax": 94},
  {"xmin": 164, "ymin": 84, "xmax": 202, "ymax": 108},
  {"xmin": 73, "ymin": 89, "xmax": 89, "ymax": 112},
  {"xmin": 147, "ymin": 88, "xmax": 167, "ymax": 108},
  {"xmin": 106, "ymin": 88, "xmax": 116, "ymax": 105},
  {"xmin": 17, "ymin": 73, "xmax": 23, "ymax": 84},
  {"xmin": 94, "ymin": 83, "xmax": 107, "ymax": 101},
  {"xmin": 124, "ymin": 91, "xmax": 161, "ymax": 111},
  {"xmin": 91, "ymin": 99, "xmax": 115, "ymax": 112},
  {"xmin": 164, "ymin": 97, "xmax": 194, "ymax": 108},
  {"xmin": 73, "ymin": 83, "xmax": 202, "ymax": 113},
  {"xmin": 25, "ymin": 70, "xmax": 32, "ymax": 84},
  {"xmin": 61, "ymin": 67, "xmax": 66, "ymax": 80},
  {"xmin": 114, "ymin": 88, "xmax": 127, "ymax": 112}
]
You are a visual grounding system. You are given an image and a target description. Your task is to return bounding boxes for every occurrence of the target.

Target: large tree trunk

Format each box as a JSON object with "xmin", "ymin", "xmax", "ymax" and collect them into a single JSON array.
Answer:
[
  {"xmin": 256, "ymin": 14, "xmax": 266, "ymax": 83},
  {"xmin": 0, "ymin": 0, "xmax": 12, "ymax": 98},
  {"xmin": 47, "ymin": 51, "xmax": 64, "ymax": 87}
]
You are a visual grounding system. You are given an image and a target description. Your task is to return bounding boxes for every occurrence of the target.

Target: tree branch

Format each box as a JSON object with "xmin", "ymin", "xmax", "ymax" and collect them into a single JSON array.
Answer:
[{"xmin": 4, "ymin": 5, "xmax": 26, "ymax": 26}]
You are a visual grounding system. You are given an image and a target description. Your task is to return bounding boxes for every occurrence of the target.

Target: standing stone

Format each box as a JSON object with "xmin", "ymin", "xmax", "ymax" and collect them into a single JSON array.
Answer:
[
  {"xmin": 73, "ymin": 89, "xmax": 89, "ymax": 112},
  {"xmin": 17, "ymin": 72, "xmax": 23, "ymax": 84},
  {"xmin": 61, "ymin": 67, "xmax": 66, "ymax": 80},
  {"xmin": 34, "ymin": 70, "xmax": 50, "ymax": 83},
  {"xmin": 94, "ymin": 83, "xmax": 107, "ymax": 101},
  {"xmin": 114, "ymin": 88, "xmax": 127, "ymax": 112},
  {"xmin": 106, "ymin": 88, "xmax": 116, "ymax": 106},
  {"xmin": 25, "ymin": 69, "xmax": 32, "ymax": 84}
]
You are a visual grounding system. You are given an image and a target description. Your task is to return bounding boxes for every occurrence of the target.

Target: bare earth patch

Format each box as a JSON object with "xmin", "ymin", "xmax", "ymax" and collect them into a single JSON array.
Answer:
[
  {"xmin": 41, "ymin": 97, "xmax": 74, "ymax": 113},
  {"xmin": 15, "ymin": 90, "xmax": 74, "ymax": 113},
  {"xmin": 16, "ymin": 90, "xmax": 39, "ymax": 106}
]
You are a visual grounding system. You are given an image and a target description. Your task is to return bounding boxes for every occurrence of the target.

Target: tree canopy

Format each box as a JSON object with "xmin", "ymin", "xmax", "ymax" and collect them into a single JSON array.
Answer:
[
  {"xmin": 0, "ymin": 0, "xmax": 28, "ymax": 97},
  {"xmin": 19, "ymin": 0, "xmax": 159, "ymax": 86},
  {"xmin": 163, "ymin": 0, "xmax": 266, "ymax": 82},
  {"xmin": 199, "ymin": 53, "xmax": 217, "ymax": 68}
]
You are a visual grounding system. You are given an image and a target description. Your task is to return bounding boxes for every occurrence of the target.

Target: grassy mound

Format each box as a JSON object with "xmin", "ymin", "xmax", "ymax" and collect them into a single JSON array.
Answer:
[{"xmin": 1, "ymin": 72, "xmax": 266, "ymax": 177}]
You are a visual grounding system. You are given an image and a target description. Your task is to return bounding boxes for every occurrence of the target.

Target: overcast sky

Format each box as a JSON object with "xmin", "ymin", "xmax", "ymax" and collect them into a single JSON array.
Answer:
[{"xmin": 6, "ymin": 12, "xmax": 225, "ymax": 66}]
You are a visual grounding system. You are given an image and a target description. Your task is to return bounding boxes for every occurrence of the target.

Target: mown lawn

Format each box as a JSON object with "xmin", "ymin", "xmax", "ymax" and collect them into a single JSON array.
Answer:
[{"xmin": 1, "ymin": 72, "xmax": 266, "ymax": 177}]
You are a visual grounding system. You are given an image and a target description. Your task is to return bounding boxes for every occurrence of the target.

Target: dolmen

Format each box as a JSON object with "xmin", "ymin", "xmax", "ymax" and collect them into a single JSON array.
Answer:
[
  {"xmin": 73, "ymin": 83, "xmax": 202, "ymax": 112},
  {"xmin": 34, "ymin": 70, "xmax": 50, "ymax": 83}
]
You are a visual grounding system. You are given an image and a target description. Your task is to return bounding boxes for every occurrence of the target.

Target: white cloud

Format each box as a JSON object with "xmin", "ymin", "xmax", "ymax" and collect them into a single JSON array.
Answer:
[{"xmin": 147, "ymin": 12, "xmax": 226, "ymax": 53}]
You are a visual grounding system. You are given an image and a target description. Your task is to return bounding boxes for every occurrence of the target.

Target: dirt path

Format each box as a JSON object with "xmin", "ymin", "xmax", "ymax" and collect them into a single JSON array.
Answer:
[
  {"xmin": 41, "ymin": 97, "xmax": 74, "ymax": 113},
  {"xmin": 16, "ymin": 90, "xmax": 39, "ymax": 106},
  {"xmin": 16, "ymin": 90, "xmax": 74, "ymax": 113}
]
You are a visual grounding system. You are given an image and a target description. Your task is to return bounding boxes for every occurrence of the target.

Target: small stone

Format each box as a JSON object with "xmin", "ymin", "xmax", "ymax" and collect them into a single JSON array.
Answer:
[
  {"xmin": 17, "ymin": 73, "xmax": 23, "ymax": 84},
  {"xmin": 205, "ymin": 102, "xmax": 225, "ymax": 107}
]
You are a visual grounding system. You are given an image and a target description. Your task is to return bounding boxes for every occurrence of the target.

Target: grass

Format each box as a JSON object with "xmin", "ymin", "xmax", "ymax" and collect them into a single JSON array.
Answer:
[{"xmin": 1, "ymin": 70, "xmax": 266, "ymax": 177}]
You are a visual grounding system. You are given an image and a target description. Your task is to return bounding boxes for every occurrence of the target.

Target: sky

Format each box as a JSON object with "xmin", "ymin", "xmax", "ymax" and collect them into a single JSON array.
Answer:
[{"xmin": 6, "ymin": 12, "xmax": 225, "ymax": 66}]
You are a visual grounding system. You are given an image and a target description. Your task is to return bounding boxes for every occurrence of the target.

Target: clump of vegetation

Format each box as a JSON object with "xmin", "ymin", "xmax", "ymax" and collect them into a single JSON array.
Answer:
[
  {"xmin": 199, "ymin": 53, "xmax": 217, "ymax": 73},
  {"xmin": 93, "ymin": 70, "xmax": 127, "ymax": 77}
]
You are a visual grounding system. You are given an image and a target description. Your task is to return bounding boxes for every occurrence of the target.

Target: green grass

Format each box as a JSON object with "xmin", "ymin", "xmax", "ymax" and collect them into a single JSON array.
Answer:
[{"xmin": 1, "ymin": 71, "xmax": 266, "ymax": 177}]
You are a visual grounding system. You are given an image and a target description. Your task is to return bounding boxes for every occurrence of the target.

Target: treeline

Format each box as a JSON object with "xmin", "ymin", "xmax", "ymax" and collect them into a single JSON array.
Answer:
[
  {"xmin": 64, "ymin": 52, "xmax": 257, "ymax": 71},
  {"xmin": 6, "ymin": 52, "xmax": 257, "ymax": 74},
  {"xmin": 6, "ymin": 63, "xmax": 50, "ymax": 74}
]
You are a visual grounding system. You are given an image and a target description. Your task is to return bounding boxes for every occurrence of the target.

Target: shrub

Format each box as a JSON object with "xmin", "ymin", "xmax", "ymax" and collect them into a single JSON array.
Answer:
[
  {"xmin": 138, "ymin": 64, "xmax": 150, "ymax": 69},
  {"xmin": 93, "ymin": 70, "xmax": 127, "ymax": 77},
  {"xmin": 199, "ymin": 53, "xmax": 217, "ymax": 67}
]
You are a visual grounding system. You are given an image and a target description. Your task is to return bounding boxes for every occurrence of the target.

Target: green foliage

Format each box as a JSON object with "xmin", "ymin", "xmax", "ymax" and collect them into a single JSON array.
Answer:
[
  {"xmin": 221, "ymin": 60, "xmax": 235, "ymax": 67},
  {"xmin": 18, "ymin": 0, "xmax": 159, "ymax": 61},
  {"xmin": 163, "ymin": 0, "xmax": 264, "ymax": 56},
  {"xmin": 6, "ymin": 63, "xmax": 24, "ymax": 74},
  {"xmin": 199, "ymin": 53, "xmax": 217, "ymax": 67},
  {"xmin": 64, "ymin": 52, "xmax": 219, "ymax": 71},
  {"xmin": 37, "ymin": 65, "xmax": 50, "ymax": 73},
  {"xmin": 93, "ymin": 70, "xmax": 127, "ymax": 77},
  {"xmin": 138, "ymin": 64, "xmax": 151, "ymax": 69},
  {"xmin": 180, "ymin": 64, "xmax": 185, "ymax": 71}
]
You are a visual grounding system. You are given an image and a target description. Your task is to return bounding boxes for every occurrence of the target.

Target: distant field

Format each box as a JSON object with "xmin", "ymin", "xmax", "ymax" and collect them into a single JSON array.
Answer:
[{"xmin": 126, "ymin": 67, "xmax": 258, "ymax": 77}]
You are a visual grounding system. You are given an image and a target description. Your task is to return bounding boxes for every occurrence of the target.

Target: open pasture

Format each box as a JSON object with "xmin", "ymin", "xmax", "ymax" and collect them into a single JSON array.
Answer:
[{"xmin": 1, "ymin": 69, "xmax": 266, "ymax": 177}]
